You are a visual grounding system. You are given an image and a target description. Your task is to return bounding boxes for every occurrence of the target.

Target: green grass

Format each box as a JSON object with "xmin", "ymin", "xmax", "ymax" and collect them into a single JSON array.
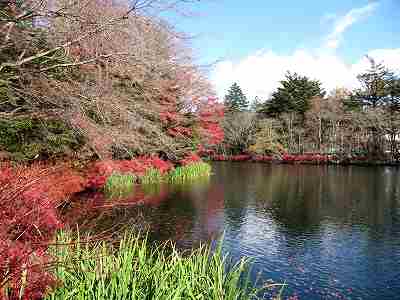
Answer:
[
  {"xmin": 46, "ymin": 231, "xmax": 280, "ymax": 300},
  {"xmin": 167, "ymin": 162, "xmax": 212, "ymax": 183},
  {"xmin": 104, "ymin": 173, "xmax": 136, "ymax": 199},
  {"xmin": 139, "ymin": 168, "xmax": 163, "ymax": 185}
]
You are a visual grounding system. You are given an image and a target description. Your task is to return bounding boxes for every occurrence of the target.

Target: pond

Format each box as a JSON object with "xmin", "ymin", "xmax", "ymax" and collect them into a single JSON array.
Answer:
[{"xmin": 75, "ymin": 162, "xmax": 400, "ymax": 299}]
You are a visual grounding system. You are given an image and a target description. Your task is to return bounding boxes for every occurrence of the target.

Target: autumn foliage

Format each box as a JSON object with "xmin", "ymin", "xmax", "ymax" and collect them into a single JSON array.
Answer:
[
  {"xmin": 1, "ymin": 0, "xmax": 225, "ymax": 162},
  {"xmin": 86, "ymin": 156, "xmax": 174, "ymax": 189},
  {"xmin": 0, "ymin": 163, "xmax": 86, "ymax": 299},
  {"xmin": 180, "ymin": 153, "xmax": 201, "ymax": 166},
  {"xmin": 197, "ymin": 97, "xmax": 225, "ymax": 147}
]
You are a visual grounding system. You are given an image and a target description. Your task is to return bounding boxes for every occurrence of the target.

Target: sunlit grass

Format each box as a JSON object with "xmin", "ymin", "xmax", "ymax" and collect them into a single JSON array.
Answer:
[
  {"xmin": 139, "ymin": 168, "xmax": 163, "ymax": 184},
  {"xmin": 45, "ymin": 230, "xmax": 281, "ymax": 300},
  {"xmin": 104, "ymin": 173, "xmax": 136, "ymax": 198},
  {"xmin": 167, "ymin": 162, "xmax": 212, "ymax": 183}
]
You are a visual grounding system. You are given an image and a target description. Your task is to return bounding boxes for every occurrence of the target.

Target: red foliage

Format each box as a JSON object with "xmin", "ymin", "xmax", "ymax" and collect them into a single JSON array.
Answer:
[
  {"xmin": 159, "ymin": 111, "xmax": 179, "ymax": 124},
  {"xmin": 197, "ymin": 97, "xmax": 225, "ymax": 147},
  {"xmin": 230, "ymin": 155, "xmax": 252, "ymax": 161},
  {"xmin": 211, "ymin": 155, "xmax": 252, "ymax": 162},
  {"xmin": 281, "ymin": 154, "xmax": 329, "ymax": 163},
  {"xmin": 86, "ymin": 156, "xmax": 174, "ymax": 189},
  {"xmin": 211, "ymin": 154, "xmax": 228, "ymax": 161},
  {"xmin": 211, "ymin": 154, "xmax": 330, "ymax": 164},
  {"xmin": 253, "ymin": 155, "xmax": 274, "ymax": 162},
  {"xmin": 167, "ymin": 126, "xmax": 192, "ymax": 138},
  {"xmin": 180, "ymin": 153, "xmax": 201, "ymax": 166},
  {"xmin": 158, "ymin": 81, "xmax": 224, "ymax": 150},
  {"xmin": 0, "ymin": 163, "xmax": 86, "ymax": 299}
]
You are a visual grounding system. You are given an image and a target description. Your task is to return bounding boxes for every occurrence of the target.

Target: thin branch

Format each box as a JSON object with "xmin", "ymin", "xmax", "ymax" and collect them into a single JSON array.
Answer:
[{"xmin": 39, "ymin": 52, "xmax": 129, "ymax": 72}]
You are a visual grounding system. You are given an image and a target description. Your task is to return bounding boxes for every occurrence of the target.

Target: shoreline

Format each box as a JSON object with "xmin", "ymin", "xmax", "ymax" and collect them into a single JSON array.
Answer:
[{"xmin": 208, "ymin": 155, "xmax": 400, "ymax": 167}]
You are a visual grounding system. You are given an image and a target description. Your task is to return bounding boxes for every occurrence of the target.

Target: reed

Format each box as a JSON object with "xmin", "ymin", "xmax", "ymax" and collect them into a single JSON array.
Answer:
[
  {"xmin": 167, "ymin": 162, "xmax": 212, "ymax": 183},
  {"xmin": 46, "ymin": 231, "xmax": 278, "ymax": 300},
  {"xmin": 139, "ymin": 168, "xmax": 163, "ymax": 184},
  {"xmin": 103, "ymin": 173, "xmax": 136, "ymax": 198}
]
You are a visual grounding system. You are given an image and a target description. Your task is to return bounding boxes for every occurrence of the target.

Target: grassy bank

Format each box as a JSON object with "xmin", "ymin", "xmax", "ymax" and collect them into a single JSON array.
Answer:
[
  {"xmin": 46, "ymin": 231, "xmax": 276, "ymax": 300},
  {"xmin": 103, "ymin": 162, "xmax": 213, "ymax": 198},
  {"xmin": 167, "ymin": 162, "xmax": 212, "ymax": 183}
]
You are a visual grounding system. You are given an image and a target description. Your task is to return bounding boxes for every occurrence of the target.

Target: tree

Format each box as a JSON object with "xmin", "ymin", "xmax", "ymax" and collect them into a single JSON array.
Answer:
[
  {"xmin": 0, "ymin": 0, "xmax": 223, "ymax": 162},
  {"xmin": 383, "ymin": 77, "xmax": 400, "ymax": 160},
  {"xmin": 221, "ymin": 112, "xmax": 257, "ymax": 154},
  {"xmin": 260, "ymin": 72, "xmax": 325, "ymax": 117},
  {"xmin": 249, "ymin": 119, "xmax": 285, "ymax": 155},
  {"xmin": 224, "ymin": 82, "xmax": 249, "ymax": 112},
  {"xmin": 348, "ymin": 57, "xmax": 399, "ymax": 159},
  {"xmin": 350, "ymin": 57, "xmax": 395, "ymax": 109}
]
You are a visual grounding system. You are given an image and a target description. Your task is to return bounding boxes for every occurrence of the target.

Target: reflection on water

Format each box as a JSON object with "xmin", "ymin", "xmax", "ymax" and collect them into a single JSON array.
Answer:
[{"xmin": 72, "ymin": 163, "xmax": 400, "ymax": 299}]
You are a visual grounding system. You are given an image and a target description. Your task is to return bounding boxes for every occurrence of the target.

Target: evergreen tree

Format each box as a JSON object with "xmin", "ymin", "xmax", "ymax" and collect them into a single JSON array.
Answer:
[
  {"xmin": 346, "ymin": 57, "xmax": 400, "ymax": 159},
  {"xmin": 347, "ymin": 56, "xmax": 396, "ymax": 109},
  {"xmin": 224, "ymin": 83, "xmax": 249, "ymax": 112},
  {"xmin": 260, "ymin": 72, "xmax": 325, "ymax": 117}
]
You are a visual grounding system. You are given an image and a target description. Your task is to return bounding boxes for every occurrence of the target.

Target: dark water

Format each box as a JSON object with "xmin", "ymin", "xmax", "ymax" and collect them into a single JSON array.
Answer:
[{"xmin": 83, "ymin": 163, "xmax": 400, "ymax": 299}]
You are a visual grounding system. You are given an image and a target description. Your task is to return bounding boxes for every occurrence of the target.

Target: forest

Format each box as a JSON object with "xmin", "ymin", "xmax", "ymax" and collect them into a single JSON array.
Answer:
[{"xmin": 219, "ymin": 60, "xmax": 400, "ymax": 163}]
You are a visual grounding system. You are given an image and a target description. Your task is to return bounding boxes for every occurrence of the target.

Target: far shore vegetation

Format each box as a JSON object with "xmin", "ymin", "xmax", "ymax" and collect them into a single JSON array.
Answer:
[{"xmin": 0, "ymin": 0, "xmax": 399, "ymax": 299}]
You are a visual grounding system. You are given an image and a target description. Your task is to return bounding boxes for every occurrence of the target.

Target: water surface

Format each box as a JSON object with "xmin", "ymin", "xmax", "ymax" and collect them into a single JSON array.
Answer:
[{"xmin": 81, "ymin": 163, "xmax": 400, "ymax": 299}]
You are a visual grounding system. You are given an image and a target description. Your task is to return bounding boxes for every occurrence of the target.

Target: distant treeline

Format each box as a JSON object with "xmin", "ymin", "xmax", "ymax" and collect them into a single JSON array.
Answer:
[{"xmin": 220, "ymin": 58, "xmax": 400, "ymax": 161}]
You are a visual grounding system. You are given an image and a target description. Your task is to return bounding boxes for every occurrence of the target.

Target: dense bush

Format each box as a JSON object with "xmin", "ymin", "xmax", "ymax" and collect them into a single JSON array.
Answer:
[
  {"xmin": 86, "ymin": 156, "xmax": 174, "ymax": 189},
  {"xmin": 0, "ymin": 163, "xmax": 86, "ymax": 299}
]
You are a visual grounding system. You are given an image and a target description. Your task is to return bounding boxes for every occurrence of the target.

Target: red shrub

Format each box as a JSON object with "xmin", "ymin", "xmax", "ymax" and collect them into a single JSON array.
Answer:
[
  {"xmin": 211, "ymin": 155, "xmax": 228, "ymax": 161},
  {"xmin": 167, "ymin": 126, "xmax": 192, "ymax": 138},
  {"xmin": 86, "ymin": 156, "xmax": 174, "ymax": 189},
  {"xmin": 281, "ymin": 154, "xmax": 329, "ymax": 163},
  {"xmin": 211, "ymin": 155, "xmax": 252, "ymax": 162},
  {"xmin": 180, "ymin": 153, "xmax": 201, "ymax": 166},
  {"xmin": 197, "ymin": 97, "xmax": 225, "ymax": 147},
  {"xmin": 0, "ymin": 163, "xmax": 86, "ymax": 299},
  {"xmin": 253, "ymin": 155, "xmax": 274, "ymax": 162},
  {"xmin": 282, "ymin": 154, "xmax": 296, "ymax": 162},
  {"xmin": 230, "ymin": 155, "xmax": 252, "ymax": 161}
]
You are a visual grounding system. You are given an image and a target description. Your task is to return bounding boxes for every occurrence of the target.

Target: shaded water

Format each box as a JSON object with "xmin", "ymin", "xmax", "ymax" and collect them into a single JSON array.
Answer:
[{"xmin": 79, "ymin": 163, "xmax": 400, "ymax": 299}]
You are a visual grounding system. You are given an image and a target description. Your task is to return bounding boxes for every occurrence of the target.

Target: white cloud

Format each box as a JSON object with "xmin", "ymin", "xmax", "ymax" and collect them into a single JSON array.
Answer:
[
  {"xmin": 211, "ymin": 2, "xmax": 400, "ymax": 101},
  {"xmin": 324, "ymin": 2, "xmax": 379, "ymax": 50},
  {"xmin": 212, "ymin": 48, "xmax": 400, "ymax": 100}
]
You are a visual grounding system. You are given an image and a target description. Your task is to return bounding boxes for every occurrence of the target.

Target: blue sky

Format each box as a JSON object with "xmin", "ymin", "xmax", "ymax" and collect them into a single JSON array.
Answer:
[
  {"xmin": 173, "ymin": 0, "xmax": 399, "ymax": 64},
  {"xmin": 168, "ymin": 0, "xmax": 400, "ymax": 99}
]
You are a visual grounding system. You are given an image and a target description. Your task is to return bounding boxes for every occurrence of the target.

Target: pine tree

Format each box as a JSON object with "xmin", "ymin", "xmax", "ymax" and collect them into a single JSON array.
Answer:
[
  {"xmin": 260, "ymin": 72, "xmax": 325, "ymax": 117},
  {"xmin": 224, "ymin": 83, "xmax": 249, "ymax": 112},
  {"xmin": 348, "ymin": 56, "xmax": 396, "ymax": 109},
  {"xmin": 347, "ymin": 57, "xmax": 399, "ymax": 159}
]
